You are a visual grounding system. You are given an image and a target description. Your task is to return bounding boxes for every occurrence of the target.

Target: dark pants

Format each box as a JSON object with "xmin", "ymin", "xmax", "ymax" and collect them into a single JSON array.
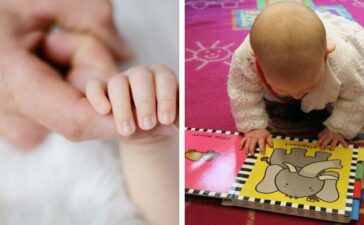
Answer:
[{"xmin": 264, "ymin": 99, "xmax": 330, "ymax": 131}]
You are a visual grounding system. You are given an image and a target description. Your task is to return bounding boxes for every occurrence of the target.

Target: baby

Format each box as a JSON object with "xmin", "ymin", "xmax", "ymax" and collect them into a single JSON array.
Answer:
[
  {"xmin": 86, "ymin": 64, "xmax": 178, "ymax": 225},
  {"xmin": 228, "ymin": 2, "xmax": 364, "ymax": 155}
]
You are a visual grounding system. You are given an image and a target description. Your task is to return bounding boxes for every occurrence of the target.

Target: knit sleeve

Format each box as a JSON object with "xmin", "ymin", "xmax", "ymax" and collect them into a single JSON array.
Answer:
[
  {"xmin": 318, "ymin": 13, "xmax": 364, "ymax": 139},
  {"xmin": 324, "ymin": 13, "xmax": 364, "ymax": 54},
  {"xmin": 323, "ymin": 47, "xmax": 364, "ymax": 140},
  {"xmin": 227, "ymin": 36, "xmax": 268, "ymax": 133}
]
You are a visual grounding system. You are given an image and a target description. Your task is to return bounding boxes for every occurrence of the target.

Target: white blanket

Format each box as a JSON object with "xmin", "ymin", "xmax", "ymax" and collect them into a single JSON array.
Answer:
[{"xmin": 0, "ymin": 134, "xmax": 144, "ymax": 225}]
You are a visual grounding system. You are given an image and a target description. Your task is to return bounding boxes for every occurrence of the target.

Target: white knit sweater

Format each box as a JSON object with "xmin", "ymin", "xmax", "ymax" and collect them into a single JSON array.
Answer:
[{"xmin": 227, "ymin": 13, "xmax": 364, "ymax": 139}]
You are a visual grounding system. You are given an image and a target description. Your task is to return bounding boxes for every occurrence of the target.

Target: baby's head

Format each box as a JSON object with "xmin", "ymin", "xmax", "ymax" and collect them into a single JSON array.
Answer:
[{"xmin": 250, "ymin": 2, "xmax": 335, "ymax": 99}]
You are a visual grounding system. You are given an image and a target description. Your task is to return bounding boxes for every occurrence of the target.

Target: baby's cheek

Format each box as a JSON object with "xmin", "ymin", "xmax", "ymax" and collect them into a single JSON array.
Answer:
[{"xmin": 271, "ymin": 86, "xmax": 288, "ymax": 96}]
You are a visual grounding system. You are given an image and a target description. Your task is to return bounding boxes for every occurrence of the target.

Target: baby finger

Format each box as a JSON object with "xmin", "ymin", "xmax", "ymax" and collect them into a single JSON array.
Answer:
[
  {"xmin": 330, "ymin": 139, "xmax": 339, "ymax": 150},
  {"xmin": 249, "ymin": 138, "xmax": 257, "ymax": 155},
  {"xmin": 258, "ymin": 138, "xmax": 265, "ymax": 155},
  {"xmin": 108, "ymin": 75, "xmax": 135, "ymax": 136},
  {"xmin": 127, "ymin": 67, "xmax": 157, "ymax": 130},
  {"xmin": 320, "ymin": 136, "xmax": 332, "ymax": 150},
  {"xmin": 150, "ymin": 64, "xmax": 177, "ymax": 125}
]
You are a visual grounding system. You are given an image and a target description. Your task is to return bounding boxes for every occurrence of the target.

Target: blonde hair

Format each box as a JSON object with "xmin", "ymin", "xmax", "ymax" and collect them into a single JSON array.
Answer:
[{"xmin": 250, "ymin": 2, "xmax": 326, "ymax": 82}]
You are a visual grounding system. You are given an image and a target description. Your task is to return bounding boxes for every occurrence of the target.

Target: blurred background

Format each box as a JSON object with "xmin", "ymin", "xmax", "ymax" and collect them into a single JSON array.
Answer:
[{"xmin": 115, "ymin": 0, "xmax": 179, "ymax": 73}]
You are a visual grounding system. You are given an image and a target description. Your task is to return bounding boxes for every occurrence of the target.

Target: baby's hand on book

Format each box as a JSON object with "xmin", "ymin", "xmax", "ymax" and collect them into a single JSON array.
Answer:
[
  {"xmin": 86, "ymin": 64, "xmax": 178, "ymax": 138},
  {"xmin": 317, "ymin": 127, "xmax": 348, "ymax": 150},
  {"xmin": 240, "ymin": 129, "xmax": 273, "ymax": 156}
]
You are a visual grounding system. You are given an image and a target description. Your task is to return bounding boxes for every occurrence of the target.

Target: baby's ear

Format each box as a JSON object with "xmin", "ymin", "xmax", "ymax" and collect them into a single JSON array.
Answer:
[
  {"xmin": 249, "ymin": 49, "xmax": 256, "ymax": 57},
  {"xmin": 326, "ymin": 41, "xmax": 336, "ymax": 54}
]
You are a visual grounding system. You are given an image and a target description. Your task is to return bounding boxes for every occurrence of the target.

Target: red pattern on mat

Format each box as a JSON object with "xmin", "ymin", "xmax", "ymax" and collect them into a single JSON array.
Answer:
[{"xmin": 186, "ymin": 201, "xmax": 346, "ymax": 225}]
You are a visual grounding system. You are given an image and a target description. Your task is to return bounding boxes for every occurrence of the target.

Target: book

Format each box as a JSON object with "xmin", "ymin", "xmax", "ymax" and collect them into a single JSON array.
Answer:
[{"xmin": 185, "ymin": 127, "xmax": 363, "ymax": 223}]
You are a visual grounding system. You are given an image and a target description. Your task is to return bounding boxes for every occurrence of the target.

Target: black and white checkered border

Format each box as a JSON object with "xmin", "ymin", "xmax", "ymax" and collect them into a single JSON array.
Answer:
[
  {"xmin": 228, "ymin": 151, "xmax": 259, "ymax": 197},
  {"xmin": 228, "ymin": 135, "xmax": 360, "ymax": 216},
  {"xmin": 185, "ymin": 188, "xmax": 231, "ymax": 199},
  {"xmin": 270, "ymin": 135, "xmax": 360, "ymax": 149},
  {"xmin": 185, "ymin": 127, "xmax": 243, "ymax": 136},
  {"xmin": 185, "ymin": 128, "xmax": 360, "ymax": 149}
]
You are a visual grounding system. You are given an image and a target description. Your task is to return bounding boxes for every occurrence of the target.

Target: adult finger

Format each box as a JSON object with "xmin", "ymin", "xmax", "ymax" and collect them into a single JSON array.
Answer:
[
  {"xmin": 53, "ymin": 0, "xmax": 132, "ymax": 61},
  {"xmin": 0, "ymin": 111, "xmax": 48, "ymax": 150},
  {"xmin": 150, "ymin": 64, "xmax": 178, "ymax": 125},
  {"xmin": 108, "ymin": 74, "xmax": 136, "ymax": 137},
  {"xmin": 89, "ymin": 23, "xmax": 133, "ymax": 61},
  {"xmin": 43, "ymin": 31, "xmax": 118, "ymax": 92},
  {"xmin": 9, "ymin": 50, "xmax": 118, "ymax": 141},
  {"xmin": 127, "ymin": 67, "xmax": 157, "ymax": 130},
  {"xmin": 85, "ymin": 80, "xmax": 111, "ymax": 115}
]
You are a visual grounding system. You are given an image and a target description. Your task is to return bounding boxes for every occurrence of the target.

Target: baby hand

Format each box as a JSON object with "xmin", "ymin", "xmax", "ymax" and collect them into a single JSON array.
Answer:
[
  {"xmin": 86, "ymin": 64, "xmax": 178, "ymax": 137},
  {"xmin": 317, "ymin": 127, "xmax": 348, "ymax": 150},
  {"xmin": 240, "ymin": 129, "xmax": 273, "ymax": 155}
]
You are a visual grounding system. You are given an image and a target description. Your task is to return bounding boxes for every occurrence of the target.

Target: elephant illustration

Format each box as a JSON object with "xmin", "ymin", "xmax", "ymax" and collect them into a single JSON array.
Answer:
[
  {"xmin": 256, "ymin": 148, "xmax": 342, "ymax": 202},
  {"xmin": 185, "ymin": 149, "xmax": 220, "ymax": 162}
]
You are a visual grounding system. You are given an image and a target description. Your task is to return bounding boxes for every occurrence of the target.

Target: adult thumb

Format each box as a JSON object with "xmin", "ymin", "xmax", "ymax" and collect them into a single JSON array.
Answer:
[{"xmin": 52, "ymin": 0, "xmax": 133, "ymax": 61}]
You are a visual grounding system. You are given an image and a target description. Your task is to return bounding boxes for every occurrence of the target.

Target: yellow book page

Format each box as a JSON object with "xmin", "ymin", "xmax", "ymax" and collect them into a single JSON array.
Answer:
[
  {"xmin": 358, "ymin": 148, "xmax": 364, "ymax": 161},
  {"xmin": 240, "ymin": 138, "xmax": 353, "ymax": 210}
]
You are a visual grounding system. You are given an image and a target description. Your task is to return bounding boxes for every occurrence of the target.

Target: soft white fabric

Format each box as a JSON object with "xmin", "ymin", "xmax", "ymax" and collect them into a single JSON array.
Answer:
[
  {"xmin": 227, "ymin": 12, "xmax": 364, "ymax": 139},
  {"xmin": 0, "ymin": 133, "xmax": 144, "ymax": 225}
]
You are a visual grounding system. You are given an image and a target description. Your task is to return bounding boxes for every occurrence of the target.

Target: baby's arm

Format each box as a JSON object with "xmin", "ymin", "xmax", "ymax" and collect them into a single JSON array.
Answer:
[
  {"xmin": 86, "ymin": 65, "xmax": 178, "ymax": 225},
  {"xmin": 316, "ymin": 13, "xmax": 364, "ymax": 149},
  {"xmin": 317, "ymin": 19, "xmax": 364, "ymax": 149},
  {"xmin": 119, "ymin": 132, "xmax": 178, "ymax": 225},
  {"xmin": 320, "ymin": 67, "xmax": 364, "ymax": 148},
  {"xmin": 228, "ymin": 36, "xmax": 272, "ymax": 154}
]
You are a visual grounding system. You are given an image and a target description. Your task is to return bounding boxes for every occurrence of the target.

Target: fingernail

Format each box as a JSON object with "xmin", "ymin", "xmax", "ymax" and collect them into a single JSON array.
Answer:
[
  {"xmin": 142, "ymin": 116, "xmax": 156, "ymax": 129},
  {"xmin": 161, "ymin": 113, "xmax": 172, "ymax": 124},
  {"xmin": 119, "ymin": 121, "xmax": 134, "ymax": 136}
]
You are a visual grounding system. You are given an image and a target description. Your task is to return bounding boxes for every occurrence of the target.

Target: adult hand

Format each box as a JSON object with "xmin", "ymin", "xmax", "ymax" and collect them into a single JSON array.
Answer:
[{"xmin": 0, "ymin": 0, "xmax": 132, "ymax": 149}]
